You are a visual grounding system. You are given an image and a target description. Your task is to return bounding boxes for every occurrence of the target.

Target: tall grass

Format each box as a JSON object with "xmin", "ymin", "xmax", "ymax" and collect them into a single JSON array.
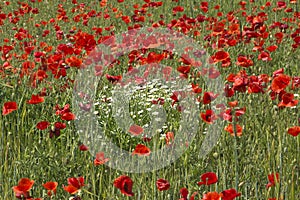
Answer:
[{"xmin": 0, "ymin": 0, "xmax": 299, "ymax": 199}]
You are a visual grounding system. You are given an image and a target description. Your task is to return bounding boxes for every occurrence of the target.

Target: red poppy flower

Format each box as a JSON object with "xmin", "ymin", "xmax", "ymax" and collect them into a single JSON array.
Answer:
[
  {"xmin": 200, "ymin": 2, "xmax": 208, "ymax": 12},
  {"xmin": 94, "ymin": 152, "xmax": 110, "ymax": 166},
  {"xmin": 235, "ymin": 107, "xmax": 246, "ymax": 117},
  {"xmin": 152, "ymin": 97, "xmax": 165, "ymax": 105},
  {"xmin": 179, "ymin": 188, "xmax": 198, "ymax": 200},
  {"xmin": 63, "ymin": 184, "xmax": 79, "ymax": 195},
  {"xmin": 202, "ymin": 191, "xmax": 222, "ymax": 200},
  {"xmin": 221, "ymin": 57, "xmax": 231, "ymax": 67},
  {"xmin": 156, "ymin": 178, "xmax": 170, "ymax": 191},
  {"xmin": 61, "ymin": 112, "xmax": 76, "ymax": 121},
  {"xmin": 180, "ymin": 188, "xmax": 189, "ymax": 200},
  {"xmin": 208, "ymin": 67, "xmax": 220, "ymax": 79},
  {"xmin": 55, "ymin": 104, "xmax": 70, "ymax": 116},
  {"xmin": 228, "ymin": 101, "xmax": 238, "ymax": 108},
  {"xmin": 2, "ymin": 101, "xmax": 18, "ymax": 115},
  {"xmin": 272, "ymin": 68, "xmax": 284, "ymax": 78},
  {"xmin": 227, "ymin": 74, "xmax": 236, "ymax": 82},
  {"xmin": 36, "ymin": 121, "xmax": 50, "ymax": 130},
  {"xmin": 173, "ymin": 5, "xmax": 184, "ymax": 12},
  {"xmin": 224, "ymin": 84, "xmax": 235, "ymax": 97},
  {"xmin": 12, "ymin": 178, "xmax": 35, "ymax": 199},
  {"xmin": 42, "ymin": 181, "xmax": 58, "ymax": 197},
  {"xmin": 79, "ymin": 144, "xmax": 89, "ymax": 151},
  {"xmin": 213, "ymin": 50, "xmax": 229, "ymax": 62},
  {"xmin": 200, "ymin": 109, "xmax": 218, "ymax": 124},
  {"xmin": 113, "ymin": 175, "xmax": 134, "ymax": 196},
  {"xmin": 259, "ymin": 74, "xmax": 271, "ymax": 83},
  {"xmin": 94, "ymin": 65, "xmax": 103, "ymax": 76},
  {"xmin": 177, "ymin": 65, "xmax": 191, "ymax": 75},
  {"xmin": 73, "ymin": 31, "xmax": 96, "ymax": 52},
  {"xmin": 146, "ymin": 39, "xmax": 162, "ymax": 50},
  {"xmin": 271, "ymin": 74, "xmax": 290, "ymax": 93},
  {"xmin": 63, "ymin": 176, "xmax": 84, "ymax": 194},
  {"xmin": 121, "ymin": 15, "xmax": 131, "ymax": 24},
  {"xmin": 287, "ymin": 126, "xmax": 300, "ymax": 137},
  {"xmin": 258, "ymin": 51, "xmax": 272, "ymax": 61},
  {"xmin": 292, "ymin": 77, "xmax": 300, "ymax": 90},
  {"xmin": 266, "ymin": 45, "xmax": 278, "ymax": 52},
  {"xmin": 65, "ymin": 56, "xmax": 82, "ymax": 68},
  {"xmin": 266, "ymin": 173, "xmax": 279, "ymax": 188},
  {"xmin": 132, "ymin": 144, "xmax": 151, "ymax": 156},
  {"xmin": 218, "ymin": 108, "xmax": 232, "ymax": 121},
  {"xmin": 191, "ymin": 83, "xmax": 202, "ymax": 94},
  {"xmin": 79, "ymin": 102, "xmax": 91, "ymax": 111},
  {"xmin": 221, "ymin": 188, "xmax": 241, "ymax": 200},
  {"xmin": 100, "ymin": 0, "xmax": 107, "ymax": 7},
  {"xmin": 106, "ymin": 74, "xmax": 122, "ymax": 83},
  {"xmin": 233, "ymin": 75, "xmax": 249, "ymax": 93},
  {"xmin": 27, "ymin": 95, "xmax": 44, "ymax": 104},
  {"xmin": 49, "ymin": 121, "xmax": 66, "ymax": 138},
  {"xmin": 69, "ymin": 176, "xmax": 84, "ymax": 188},
  {"xmin": 166, "ymin": 132, "xmax": 174, "ymax": 146},
  {"xmin": 212, "ymin": 23, "xmax": 224, "ymax": 36},
  {"xmin": 224, "ymin": 123, "xmax": 243, "ymax": 136},
  {"xmin": 170, "ymin": 91, "xmax": 186, "ymax": 106},
  {"xmin": 197, "ymin": 172, "xmax": 218, "ymax": 186},
  {"xmin": 277, "ymin": 1, "xmax": 286, "ymax": 9},
  {"xmin": 236, "ymin": 55, "xmax": 253, "ymax": 67},
  {"xmin": 35, "ymin": 70, "xmax": 48, "ymax": 81},
  {"xmin": 49, "ymin": 129, "xmax": 59, "ymax": 138},
  {"xmin": 202, "ymin": 92, "xmax": 219, "ymax": 104},
  {"xmin": 54, "ymin": 122, "xmax": 66, "ymax": 130},
  {"xmin": 143, "ymin": 137, "xmax": 152, "ymax": 142},
  {"xmin": 248, "ymin": 82, "xmax": 264, "ymax": 94},
  {"xmin": 278, "ymin": 93, "xmax": 298, "ymax": 108},
  {"xmin": 146, "ymin": 52, "xmax": 164, "ymax": 63},
  {"xmin": 128, "ymin": 124, "xmax": 144, "ymax": 136},
  {"xmin": 178, "ymin": 55, "xmax": 194, "ymax": 66}
]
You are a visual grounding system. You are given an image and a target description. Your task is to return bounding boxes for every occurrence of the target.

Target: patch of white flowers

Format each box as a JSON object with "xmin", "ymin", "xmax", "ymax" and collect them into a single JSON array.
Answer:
[{"xmin": 94, "ymin": 76, "xmax": 183, "ymax": 135}]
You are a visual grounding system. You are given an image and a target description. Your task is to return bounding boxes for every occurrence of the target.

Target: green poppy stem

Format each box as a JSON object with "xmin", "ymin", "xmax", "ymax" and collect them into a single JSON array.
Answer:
[{"xmin": 232, "ymin": 109, "xmax": 239, "ymax": 195}]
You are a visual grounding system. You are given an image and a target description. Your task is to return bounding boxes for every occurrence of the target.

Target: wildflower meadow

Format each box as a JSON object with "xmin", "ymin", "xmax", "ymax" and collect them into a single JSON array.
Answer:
[{"xmin": 0, "ymin": 0, "xmax": 299, "ymax": 199}]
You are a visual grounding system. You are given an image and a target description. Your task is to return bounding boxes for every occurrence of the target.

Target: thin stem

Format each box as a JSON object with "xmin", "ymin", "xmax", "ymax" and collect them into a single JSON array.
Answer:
[{"xmin": 232, "ymin": 109, "xmax": 239, "ymax": 194}]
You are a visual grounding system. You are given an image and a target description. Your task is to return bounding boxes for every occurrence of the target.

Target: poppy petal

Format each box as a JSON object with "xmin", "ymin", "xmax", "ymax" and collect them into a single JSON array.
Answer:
[
  {"xmin": 128, "ymin": 124, "xmax": 144, "ymax": 136},
  {"xmin": 132, "ymin": 144, "xmax": 151, "ymax": 156},
  {"xmin": 2, "ymin": 101, "xmax": 18, "ymax": 115}
]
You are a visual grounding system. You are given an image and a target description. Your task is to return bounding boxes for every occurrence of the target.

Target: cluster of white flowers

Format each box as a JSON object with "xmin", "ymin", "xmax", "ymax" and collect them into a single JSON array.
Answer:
[{"xmin": 94, "ymin": 76, "xmax": 185, "ymax": 135}]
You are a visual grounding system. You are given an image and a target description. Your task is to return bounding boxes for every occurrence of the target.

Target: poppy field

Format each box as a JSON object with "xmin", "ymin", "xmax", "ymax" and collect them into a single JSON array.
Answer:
[{"xmin": 0, "ymin": 0, "xmax": 300, "ymax": 199}]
